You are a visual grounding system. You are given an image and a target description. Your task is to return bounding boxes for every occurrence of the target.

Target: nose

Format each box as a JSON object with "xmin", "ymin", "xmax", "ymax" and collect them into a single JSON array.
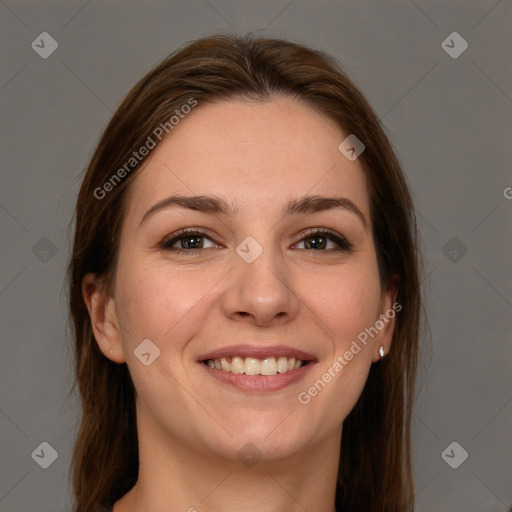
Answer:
[{"xmin": 220, "ymin": 246, "xmax": 300, "ymax": 327}]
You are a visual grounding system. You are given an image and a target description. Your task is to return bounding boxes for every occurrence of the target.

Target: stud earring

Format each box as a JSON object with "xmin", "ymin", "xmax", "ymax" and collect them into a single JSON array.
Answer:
[
  {"xmin": 109, "ymin": 348, "xmax": 113, "ymax": 355},
  {"xmin": 379, "ymin": 346, "xmax": 385, "ymax": 358}
]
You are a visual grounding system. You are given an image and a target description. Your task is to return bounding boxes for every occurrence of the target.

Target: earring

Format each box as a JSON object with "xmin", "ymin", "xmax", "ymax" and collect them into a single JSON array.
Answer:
[
  {"xmin": 109, "ymin": 348, "xmax": 113, "ymax": 355},
  {"xmin": 379, "ymin": 346, "xmax": 385, "ymax": 358}
]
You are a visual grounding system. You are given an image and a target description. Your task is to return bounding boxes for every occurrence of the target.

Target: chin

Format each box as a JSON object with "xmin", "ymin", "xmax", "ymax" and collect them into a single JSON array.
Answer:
[{"xmin": 207, "ymin": 413, "xmax": 315, "ymax": 464}]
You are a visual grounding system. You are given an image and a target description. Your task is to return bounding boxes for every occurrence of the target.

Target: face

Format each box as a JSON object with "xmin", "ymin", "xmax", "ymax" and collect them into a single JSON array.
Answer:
[{"xmin": 84, "ymin": 96, "xmax": 397, "ymax": 464}]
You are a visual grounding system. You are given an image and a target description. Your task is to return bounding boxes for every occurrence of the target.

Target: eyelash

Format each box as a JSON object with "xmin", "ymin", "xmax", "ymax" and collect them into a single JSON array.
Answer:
[{"xmin": 159, "ymin": 227, "xmax": 353, "ymax": 254}]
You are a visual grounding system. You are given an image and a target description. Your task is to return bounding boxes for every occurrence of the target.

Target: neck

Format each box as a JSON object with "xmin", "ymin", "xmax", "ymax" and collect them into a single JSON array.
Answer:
[{"xmin": 114, "ymin": 415, "xmax": 341, "ymax": 512}]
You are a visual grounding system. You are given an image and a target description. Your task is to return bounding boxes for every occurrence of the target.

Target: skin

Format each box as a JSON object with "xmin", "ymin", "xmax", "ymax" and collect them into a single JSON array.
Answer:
[{"xmin": 83, "ymin": 96, "xmax": 397, "ymax": 512}]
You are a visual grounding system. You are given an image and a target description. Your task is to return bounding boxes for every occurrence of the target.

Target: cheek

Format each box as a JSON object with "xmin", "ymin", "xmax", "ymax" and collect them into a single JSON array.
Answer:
[
  {"xmin": 114, "ymin": 256, "xmax": 222, "ymax": 346},
  {"xmin": 304, "ymin": 263, "xmax": 382, "ymax": 349},
  {"xmin": 299, "ymin": 260, "xmax": 381, "ymax": 405},
  {"xmin": 113, "ymin": 259, "xmax": 219, "ymax": 417}
]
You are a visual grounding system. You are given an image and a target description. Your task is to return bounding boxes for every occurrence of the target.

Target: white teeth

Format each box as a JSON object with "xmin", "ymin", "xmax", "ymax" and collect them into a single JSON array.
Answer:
[
  {"xmin": 205, "ymin": 356, "xmax": 305, "ymax": 375},
  {"xmin": 261, "ymin": 357, "xmax": 277, "ymax": 375},
  {"xmin": 244, "ymin": 357, "xmax": 260, "ymax": 375},
  {"xmin": 231, "ymin": 356, "xmax": 244, "ymax": 374},
  {"xmin": 276, "ymin": 356, "xmax": 288, "ymax": 373}
]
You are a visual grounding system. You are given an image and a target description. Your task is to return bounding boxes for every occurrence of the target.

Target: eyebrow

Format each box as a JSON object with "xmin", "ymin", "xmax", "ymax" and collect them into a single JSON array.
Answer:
[{"xmin": 138, "ymin": 194, "xmax": 368, "ymax": 228}]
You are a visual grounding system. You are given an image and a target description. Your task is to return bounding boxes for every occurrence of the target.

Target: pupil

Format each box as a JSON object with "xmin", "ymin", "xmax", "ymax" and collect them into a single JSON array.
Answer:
[
  {"xmin": 307, "ymin": 236, "xmax": 325, "ymax": 250},
  {"xmin": 184, "ymin": 236, "xmax": 203, "ymax": 249}
]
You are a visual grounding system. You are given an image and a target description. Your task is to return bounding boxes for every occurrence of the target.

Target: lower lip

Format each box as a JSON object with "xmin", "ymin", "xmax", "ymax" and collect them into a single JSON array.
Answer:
[{"xmin": 200, "ymin": 362, "xmax": 316, "ymax": 392}]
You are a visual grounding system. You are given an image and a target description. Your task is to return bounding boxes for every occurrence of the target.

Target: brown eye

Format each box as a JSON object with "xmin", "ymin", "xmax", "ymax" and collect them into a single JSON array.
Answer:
[
  {"xmin": 295, "ymin": 229, "xmax": 353, "ymax": 252},
  {"xmin": 160, "ymin": 228, "xmax": 221, "ymax": 252}
]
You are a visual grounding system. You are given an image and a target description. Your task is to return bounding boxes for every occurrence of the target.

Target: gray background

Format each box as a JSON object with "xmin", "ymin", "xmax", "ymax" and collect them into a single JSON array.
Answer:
[{"xmin": 0, "ymin": 1, "xmax": 511, "ymax": 511}]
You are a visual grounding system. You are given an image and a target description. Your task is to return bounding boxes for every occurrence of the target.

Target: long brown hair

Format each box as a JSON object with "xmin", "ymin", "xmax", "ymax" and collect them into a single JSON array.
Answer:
[{"xmin": 67, "ymin": 33, "xmax": 424, "ymax": 512}]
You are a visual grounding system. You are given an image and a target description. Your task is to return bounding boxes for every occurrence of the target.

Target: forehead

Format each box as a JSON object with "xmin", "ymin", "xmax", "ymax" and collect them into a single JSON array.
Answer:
[{"xmin": 124, "ymin": 96, "xmax": 370, "ymax": 223}]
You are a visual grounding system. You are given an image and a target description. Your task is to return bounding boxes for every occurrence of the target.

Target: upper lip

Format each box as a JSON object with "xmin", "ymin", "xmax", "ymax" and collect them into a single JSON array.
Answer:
[{"xmin": 198, "ymin": 344, "xmax": 317, "ymax": 362}]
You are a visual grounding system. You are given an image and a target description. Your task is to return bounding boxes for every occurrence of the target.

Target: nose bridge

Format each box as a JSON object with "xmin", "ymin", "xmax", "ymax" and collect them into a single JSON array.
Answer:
[{"xmin": 221, "ymin": 230, "xmax": 299, "ymax": 325}]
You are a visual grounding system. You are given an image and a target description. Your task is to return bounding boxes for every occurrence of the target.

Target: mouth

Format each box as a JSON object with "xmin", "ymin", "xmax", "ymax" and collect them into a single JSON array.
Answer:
[
  {"xmin": 203, "ymin": 356, "xmax": 308, "ymax": 375},
  {"xmin": 197, "ymin": 345, "xmax": 317, "ymax": 392}
]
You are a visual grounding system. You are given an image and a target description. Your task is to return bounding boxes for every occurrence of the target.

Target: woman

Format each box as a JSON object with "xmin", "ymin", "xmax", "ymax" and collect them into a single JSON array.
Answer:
[{"xmin": 67, "ymin": 33, "xmax": 424, "ymax": 512}]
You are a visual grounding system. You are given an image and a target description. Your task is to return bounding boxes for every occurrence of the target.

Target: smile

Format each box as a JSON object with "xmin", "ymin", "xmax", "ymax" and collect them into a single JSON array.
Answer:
[
  {"xmin": 204, "ymin": 356, "xmax": 306, "ymax": 375},
  {"xmin": 198, "ymin": 345, "xmax": 317, "ymax": 392}
]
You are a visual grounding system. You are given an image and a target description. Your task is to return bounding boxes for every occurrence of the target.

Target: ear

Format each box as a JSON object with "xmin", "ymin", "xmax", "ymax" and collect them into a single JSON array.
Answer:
[
  {"xmin": 372, "ymin": 274, "xmax": 400, "ymax": 362},
  {"xmin": 82, "ymin": 273, "xmax": 126, "ymax": 363}
]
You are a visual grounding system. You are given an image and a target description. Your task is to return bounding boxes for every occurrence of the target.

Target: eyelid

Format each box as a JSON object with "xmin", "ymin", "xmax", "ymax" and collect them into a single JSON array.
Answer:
[
  {"xmin": 160, "ymin": 226, "xmax": 353, "ymax": 252},
  {"xmin": 159, "ymin": 227, "xmax": 222, "ymax": 249},
  {"xmin": 294, "ymin": 227, "xmax": 353, "ymax": 251}
]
